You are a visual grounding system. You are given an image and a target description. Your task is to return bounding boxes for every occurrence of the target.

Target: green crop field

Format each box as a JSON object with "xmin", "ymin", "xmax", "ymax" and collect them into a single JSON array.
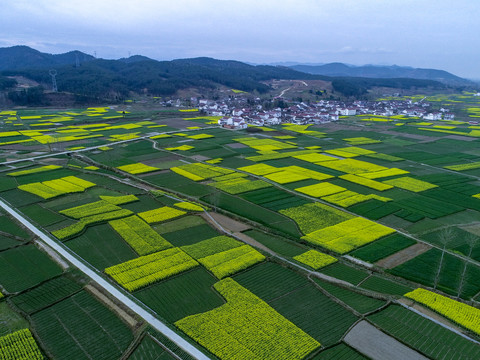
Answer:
[
  {"xmin": 313, "ymin": 278, "xmax": 386, "ymax": 314},
  {"xmin": 319, "ymin": 263, "xmax": 370, "ymax": 285},
  {"xmin": 11, "ymin": 275, "xmax": 82, "ymax": 314},
  {"xmin": 242, "ymin": 229, "xmax": 306, "ymax": 257},
  {"xmin": 134, "ymin": 268, "xmax": 224, "ymax": 322},
  {"xmin": 311, "ymin": 343, "xmax": 368, "ymax": 359},
  {"xmin": 128, "ymin": 334, "xmax": 176, "ymax": 360},
  {"xmin": 65, "ymin": 224, "xmax": 137, "ymax": 269},
  {"xmin": 234, "ymin": 262, "xmax": 310, "ymax": 301},
  {"xmin": 0, "ymin": 214, "xmax": 33, "ymax": 239},
  {"xmin": 350, "ymin": 233, "xmax": 417, "ymax": 263},
  {"xmin": 0, "ymin": 244, "xmax": 63, "ymax": 292},
  {"xmin": 369, "ymin": 305, "xmax": 480, "ymax": 360},
  {"xmin": 31, "ymin": 291, "xmax": 133, "ymax": 360},
  {"xmin": 359, "ymin": 275, "xmax": 413, "ymax": 296},
  {"xmin": 270, "ymin": 284, "xmax": 358, "ymax": 346},
  {"xmin": 0, "ymin": 302, "xmax": 29, "ymax": 337},
  {"xmin": 389, "ymin": 248, "xmax": 480, "ymax": 298}
]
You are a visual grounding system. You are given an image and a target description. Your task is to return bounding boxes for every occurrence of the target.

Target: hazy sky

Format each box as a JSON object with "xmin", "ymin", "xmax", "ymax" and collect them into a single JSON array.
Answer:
[{"xmin": 1, "ymin": 0, "xmax": 479, "ymax": 78}]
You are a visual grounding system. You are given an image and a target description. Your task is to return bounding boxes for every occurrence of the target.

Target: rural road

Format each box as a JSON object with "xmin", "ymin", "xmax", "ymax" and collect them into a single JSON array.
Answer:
[
  {"xmin": 1, "ymin": 126, "xmax": 217, "ymax": 166},
  {"xmin": 0, "ymin": 198, "xmax": 211, "ymax": 360}
]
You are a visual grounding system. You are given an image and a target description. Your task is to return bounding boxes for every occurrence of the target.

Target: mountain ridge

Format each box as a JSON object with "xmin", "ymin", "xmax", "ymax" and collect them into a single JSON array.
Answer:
[
  {"xmin": 289, "ymin": 63, "xmax": 471, "ymax": 85},
  {"xmin": 0, "ymin": 46, "xmax": 460, "ymax": 101}
]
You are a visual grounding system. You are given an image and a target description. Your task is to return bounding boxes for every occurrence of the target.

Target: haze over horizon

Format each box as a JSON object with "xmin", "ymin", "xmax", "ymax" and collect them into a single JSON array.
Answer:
[{"xmin": 1, "ymin": 0, "xmax": 479, "ymax": 79}]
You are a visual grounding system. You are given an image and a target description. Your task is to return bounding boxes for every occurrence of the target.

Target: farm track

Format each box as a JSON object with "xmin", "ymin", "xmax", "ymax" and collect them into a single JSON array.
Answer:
[
  {"xmin": 397, "ymin": 298, "xmax": 466, "ymax": 334},
  {"xmin": 375, "ymin": 243, "xmax": 431, "ymax": 269}
]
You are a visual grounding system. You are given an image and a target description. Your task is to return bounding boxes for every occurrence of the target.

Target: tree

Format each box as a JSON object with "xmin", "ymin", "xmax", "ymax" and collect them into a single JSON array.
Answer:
[
  {"xmin": 8, "ymin": 86, "xmax": 46, "ymax": 105},
  {"xmin": 457, "ymin": 233, "xmax": 478, "ymax": 298},
  {"xmin": 434, "ymin": 228, "xmax": 454, "ymax": 290}
]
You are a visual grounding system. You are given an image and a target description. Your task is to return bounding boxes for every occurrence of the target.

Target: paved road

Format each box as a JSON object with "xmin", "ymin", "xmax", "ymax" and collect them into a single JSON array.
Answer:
[{"xmin": 0, "ymin": 198, "xmax": 210, "ymax": 360}]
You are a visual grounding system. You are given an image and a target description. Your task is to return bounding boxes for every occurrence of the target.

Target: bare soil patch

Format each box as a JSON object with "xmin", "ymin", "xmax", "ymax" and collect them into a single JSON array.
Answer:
[
  {"xmin": 201, "ymin": 212, "xmax": 251, "ymax": 233},
  {"xmin": 86, "ymin": 285, "xmax": 139, "ymax": 328},
  {"xmin": 344, "ymin": 320, "xmax": 428, "ymax": 360},
  {"xmin": 376, "ymin": 243, "xmax": 431, "ymax": 269}
]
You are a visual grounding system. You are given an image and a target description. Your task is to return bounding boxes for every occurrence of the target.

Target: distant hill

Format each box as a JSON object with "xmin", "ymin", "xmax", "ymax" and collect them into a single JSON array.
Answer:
[
  {"xmin": 0, "ymin": 45, "xmax": 95, "ymax": 71},
  {"xmin": 0, "ymin": 46, "xmax": 452, "ymax": 101},
  {"xmin": 290, "ymin": 63, "xmax": 472, "ymax": 85}
]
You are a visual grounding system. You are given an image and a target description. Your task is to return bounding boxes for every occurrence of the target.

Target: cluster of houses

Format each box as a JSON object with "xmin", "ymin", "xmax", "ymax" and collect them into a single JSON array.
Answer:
[{"xmin": 184, "ymin": 97, "xmax": 455, "ymax": 130}]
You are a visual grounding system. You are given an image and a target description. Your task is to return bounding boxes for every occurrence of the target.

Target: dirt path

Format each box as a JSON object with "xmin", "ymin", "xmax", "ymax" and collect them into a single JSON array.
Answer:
[
  {"xmin": 233, "ymin": 232, "xmax": 275, "ymax": 255},
  {"xmin": 86, "ymin": 285, "xmax": 139, "ymax": 328},
  {"xmin": 344, "ymin": 320, "xmax": 429, "ymax": 360},
  {"xmin": 201, "ymin": 212, "xmax": 251, "ymax": 232},
  {"xmin": 376, "ymin": 243, "xmax": 431, "ymax": 269},
  {"xmin": 397, "ymin": 298, "xmax": 467, "ymax": 335},
  {"xmin": 35, "ymin": 240, "xmax": 69, "ymax": 270},
  {"xmin": 278, "ymin": 87, "xmax": 292, "ymax": 98}
]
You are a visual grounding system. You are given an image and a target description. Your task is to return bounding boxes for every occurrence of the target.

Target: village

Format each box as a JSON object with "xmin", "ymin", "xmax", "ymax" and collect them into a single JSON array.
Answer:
[{"xmin": 180, "ymin": 96, "xmax": 456, "ymax": 129}]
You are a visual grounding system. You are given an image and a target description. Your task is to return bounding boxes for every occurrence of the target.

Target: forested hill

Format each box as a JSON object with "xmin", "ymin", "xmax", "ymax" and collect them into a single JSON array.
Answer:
[
  {"xmin": 0, "ymin": 46, "xmax": 450, "ymax": 99},
  {"xmin": 290, "ymin": 63, "xmax": 472, "ymax": 86},
  {"xmin": 0, "ymin": 45, "xmax": 95, "ymax": 71}
]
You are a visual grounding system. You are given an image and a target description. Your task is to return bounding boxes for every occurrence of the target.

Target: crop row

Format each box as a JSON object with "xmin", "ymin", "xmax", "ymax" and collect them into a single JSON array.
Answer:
[
  {"xmin": 357, "ymin": 168, "xmax": 409, "ymax": 179},
  {"xmin": 317, "ymin": 158, "xmax": 387, "ymax": 174},
  {"xmin": 295, "ymin": 182, "xmax": 345, "ymax": 197},
  {"xmin": 383, "ymin": 176, "xmax": 438, "ymax": 192},
  {"xmin": 31, "ymin": 290, "xmax": 133, "ymax": 360},
  {"xmin": 324, "ymin": 149, "xmax": 360, "ymax": 158},
  {"xmin": 233, "ymin": 137, "xmax": 297, "ymax": 151},
  {"xmin": 109, "ymin": 215, "xmax": 173, "ymax": 256},
  {"xmin": 18, "ymin": 176, "xmax": 95, "ymax": 199},
  {"xmin": 11, "ymin": 276, "xmax": 82, "ymax": 315},
  {"xmin": 99, "ymin": 194, "xmax": 139, "ymax": 205},
  {"xmin": 444, "ymin": 161, "xmax": 480, "ymax": 171},
  {"xmin": 280, "ymin": 202, "xmax": 354, "ymax": 234},
  {"xmin": 339, "ymin": 174, "xmax": 393, "ymax": 191},
  {"xmin": 60, "ymin": 200, "xmax": 121, "ymax": 219},
  {"xmin": 105, "ymin": 248, "xmax": 198, "ymax": 292},
  {"xmin": 332, "ymin": 146, "xmax": 376, "ymax": 156},
  {"xmin": 245, "ymin": 150, "xmax": 318, "ymax": 162},
  {"xmin": 322, "ymin": 190, "xmax": 391, "ymax": 208},
  {"xmin": 293, "ymin": 250, "xmax": 337, "ymax": 270},
  {"xmin": 171, "ymin": 163, "xmax": 233, "ymax": 181},
  {"xmin": 173, "ymin": 201, "xmax": 204, "ymax": 211},
  {"xmin": 293, "ymin": 153, "xmax": 337, "ymax": 163},
  {"xmin": 0, "ymin": 329, "xmax": 44, "ymax": 360},
  {"xmin": 198, "ymin": 245, "xmax": 265, "ymax": 279},
  {"xmin": 212, "ymin": 172, "xmax": 247, "ymax": 181},
  {"xmin": 343, "ymin": 137, "xmax": 382, "ymax": 145},
  {"xmin": 405, "ymin": 288, "xmax": 480, "ymax": 336},
  {"xmin": 210, "ymin": 178, "xmax": 271, "ymax": 194},
  {"xmin": 7, "ymin": 165, "xmax": 62, "ymax": 177},
  {"xmin": 302, "ymin": 217, "xmax": 395, "ymax": 254},
  {"xmin": 117, "ymin": 162, "xmax": 159, "ymax": 174},
  {"xmin": 52, "ymin": 209, "xmax": 133, "ymax": 240},
  {"xmin": 138, "ymin": 206, "xmax": 186, "ymax": 224},
  {"xmin": 181, "ymin": 235, "xmax": 243, "ymax": 259},
  {"xmin": 175, "ymin": 278, "xmax": 320, "ymax": 360},
  {"xmin": 238, "ymin": 163, "xmax": 283, "ymax": 176}
]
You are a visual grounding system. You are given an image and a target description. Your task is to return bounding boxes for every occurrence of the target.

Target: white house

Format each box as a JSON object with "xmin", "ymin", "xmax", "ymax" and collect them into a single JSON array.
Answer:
[{"xmin": 423, "ymin": 112, "xmax": 442, "ymax": 120}]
